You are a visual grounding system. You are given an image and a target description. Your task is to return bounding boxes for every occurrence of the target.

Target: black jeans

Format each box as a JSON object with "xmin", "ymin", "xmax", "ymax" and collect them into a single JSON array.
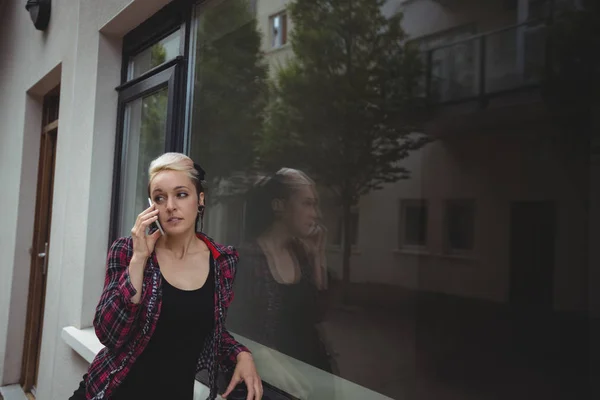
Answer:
[{"xmin": 68, "ymin": 374, "xmax": 87, "ymax": 400}]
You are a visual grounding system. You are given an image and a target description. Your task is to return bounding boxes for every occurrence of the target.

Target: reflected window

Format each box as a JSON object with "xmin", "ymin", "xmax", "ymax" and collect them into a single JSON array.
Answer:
[
  {"xmin": 400, "ymin": 199, "xmax": 428, "ymax": 248},
  {"xmin": 112, "ymin": 9, "xmax": 185, "ymax": 241},
  {"xmin": 270, "ymin": 12, "xmax": 288, "ymax": 48},
  {"xmin": 445, "ymin": 199, "xmax": 475, "ymax": 253},
  {"xmin": 333, "ymin": 209, "xmax": 359, "ymax": 247}
]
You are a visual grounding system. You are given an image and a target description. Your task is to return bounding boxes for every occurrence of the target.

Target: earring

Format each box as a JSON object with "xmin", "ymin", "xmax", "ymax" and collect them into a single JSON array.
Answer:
[{"xmin": 197, "ymin": 205, "xmax": 205, "ymax": 232}]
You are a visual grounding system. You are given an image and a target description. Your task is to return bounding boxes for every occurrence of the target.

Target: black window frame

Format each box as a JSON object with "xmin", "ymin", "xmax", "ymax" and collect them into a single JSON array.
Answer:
[{"xmin": 109, "ymin": 0, "xmax": 194, "ymax": 242}]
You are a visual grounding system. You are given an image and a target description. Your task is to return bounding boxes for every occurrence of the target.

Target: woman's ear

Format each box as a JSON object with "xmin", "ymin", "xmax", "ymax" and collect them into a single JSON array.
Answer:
[{"xmin": 198, "ymin": 192, "xmax": 205, "ymax": 206}]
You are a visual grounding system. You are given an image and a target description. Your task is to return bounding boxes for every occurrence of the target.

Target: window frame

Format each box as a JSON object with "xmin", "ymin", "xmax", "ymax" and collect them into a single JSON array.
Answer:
[
  {"xmin": 109, "ymin": 1, "xmax": 193, "ymax": 243},
  {"xmin": 399, "ymin": 199, "xmax": 428, "ymax": 250},
  {"xmin": 269, "ymin": 11, "xmax": 288, "ymax": 49}
]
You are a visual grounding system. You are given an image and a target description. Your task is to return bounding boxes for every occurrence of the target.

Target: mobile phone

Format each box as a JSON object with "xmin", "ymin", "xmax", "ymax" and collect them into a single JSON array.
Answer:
[{"xmin": 148, "ymin": 198, "xmax": 165, "ymax": 236}]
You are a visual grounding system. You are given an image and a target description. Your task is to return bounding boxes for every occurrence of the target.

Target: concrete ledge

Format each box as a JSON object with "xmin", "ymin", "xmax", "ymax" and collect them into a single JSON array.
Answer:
[
  {"xmin": 62, "ymin": 326, "xmax": 391, "ymax": 400},
  {"xmin": 0, "ymin": 385, "xmax": 28, "ymax": 400}
]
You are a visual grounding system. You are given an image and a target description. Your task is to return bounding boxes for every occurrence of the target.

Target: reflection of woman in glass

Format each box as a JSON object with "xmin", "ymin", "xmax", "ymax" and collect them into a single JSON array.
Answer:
[{"xmin": 230, "ymin": 168, "xmax": 332, "ymax": 373}]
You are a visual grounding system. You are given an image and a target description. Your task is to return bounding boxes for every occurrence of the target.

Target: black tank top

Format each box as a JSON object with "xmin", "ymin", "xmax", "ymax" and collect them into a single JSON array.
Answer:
[{"xmin": 111, "ymin": 256, "xmax": 215, "ymax": 400}]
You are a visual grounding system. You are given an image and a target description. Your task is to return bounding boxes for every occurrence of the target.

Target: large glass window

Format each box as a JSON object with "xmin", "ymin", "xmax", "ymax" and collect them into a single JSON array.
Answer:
[{"xmin": 113, "ymin": 0, "xmax": 595, "ymax": 399}]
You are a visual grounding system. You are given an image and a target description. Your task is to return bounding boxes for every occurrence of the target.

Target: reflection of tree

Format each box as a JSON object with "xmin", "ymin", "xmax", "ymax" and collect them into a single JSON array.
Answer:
[
  {"xmin": 257, "ymin": 0, "xmax": 429, "ymax": 287},
  {"xmin": 191, "ymin": 0, "xmax": 268, "ymax": 201},
  {"xmin": 136, "ymin": 45, "xmax": 168, "ymax": 212}
]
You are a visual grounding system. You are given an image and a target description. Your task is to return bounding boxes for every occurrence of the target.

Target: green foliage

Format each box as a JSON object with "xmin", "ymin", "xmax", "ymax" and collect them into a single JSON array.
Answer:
[
  {"xmin": 258, "ymin": 0, "xmax": 428, "ymax": 204},
  {"xmin": 190, "ymin": 0, "xmax": 268, "ymax": 191},
  {"xmin": 257, "ymin": 0, "xmax": 430, "ymax": 284}
]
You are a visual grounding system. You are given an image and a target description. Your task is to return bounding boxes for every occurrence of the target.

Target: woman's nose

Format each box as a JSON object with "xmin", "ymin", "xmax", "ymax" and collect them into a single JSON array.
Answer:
[{"xmin": 166, "ymin": 198, "xmax": 176, "ymax": 211}]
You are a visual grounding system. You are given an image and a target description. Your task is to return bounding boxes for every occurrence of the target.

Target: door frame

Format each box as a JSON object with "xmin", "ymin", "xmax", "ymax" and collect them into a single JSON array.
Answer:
[{"xmin": 21, "ymin": 86, "xmax": 60, "ymax": 393}]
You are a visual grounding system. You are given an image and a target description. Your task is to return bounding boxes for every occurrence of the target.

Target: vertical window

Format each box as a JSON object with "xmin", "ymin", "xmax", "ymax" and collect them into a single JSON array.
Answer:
[
  {"xmin": 445, "ymin": 199, "xmax": 475, "ymax": 253},
  {"xmin": 400, "ymin": 200, "xmax": 428, "ymax": 248},
  {"xmin": 270, "ymin": 12, "xmax": 288, "ymax": 48},
  {"xmin": 111, "ymin": 6, "xmax": 186, "ymax": 241}
]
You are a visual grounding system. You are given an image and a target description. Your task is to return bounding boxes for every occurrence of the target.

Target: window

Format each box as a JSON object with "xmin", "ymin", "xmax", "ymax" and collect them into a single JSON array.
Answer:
[
  {"xmin": 412, "ymin": 24, "xmax": 478, "ymax": 102},
  {"xmin": 400, "ymin": 200, "xmax": 428, "ymax": 248},
  {"xmin": 110, "ymin": 4, "xmax": 187, "ymax": 241},
  {"xmin": 445, "ymin": 199, "xmax": 475, "ymax": 253},
  {"xmin": 108, "ymin": 1, "xmax": 593, "ymax": 399},
  {"xmin": 127, "ymin": 29, "xmax": 182, "ymax": 80},
  {"xmin": 333, "ymin": 209, "xmax": 359, "ymax": 247},
  {"xmin": 270, "ymin": 12, "xmax": 288, "ymax": 48}
]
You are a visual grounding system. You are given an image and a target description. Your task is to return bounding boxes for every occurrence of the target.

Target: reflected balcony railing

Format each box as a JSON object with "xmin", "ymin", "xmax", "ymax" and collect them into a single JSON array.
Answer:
[{"xmin": 423, "ymin": 20, "xmax": 548, "ymax": 104}]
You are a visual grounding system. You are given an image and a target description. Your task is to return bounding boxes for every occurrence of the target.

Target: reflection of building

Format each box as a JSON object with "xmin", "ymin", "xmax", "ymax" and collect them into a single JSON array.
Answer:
[{"xmin": 253, "ymin": 0, "xmax": 594, "ymax": 314}]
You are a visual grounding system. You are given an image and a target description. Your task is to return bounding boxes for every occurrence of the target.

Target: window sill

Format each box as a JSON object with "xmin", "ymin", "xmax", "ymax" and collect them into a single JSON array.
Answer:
[
  {"xmin": 265, "ymin": 43, "xmax": 292, "ymax": 55},
  {"xmin": 392, "ymin": 250, "xmax": 476, "ymax": 261},
  {"xmin": 393, "ymin": 248, "xmax": 430, "ymax": 256},
  {"xmin": 437, "ymin": 252, "xmax": 477, "ymax": 261},
  {"xmin": 61, "ymin": 326, "xmax": 392, "ymax": 400},
  {"xmin": 327, "ymin": 246, "xmax": 361, "ymax": 255}
]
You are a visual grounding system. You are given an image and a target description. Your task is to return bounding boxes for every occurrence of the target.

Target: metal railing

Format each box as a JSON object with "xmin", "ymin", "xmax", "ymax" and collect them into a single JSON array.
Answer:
[{"xmin": 423, "ymin": 20, "xmax": 548, "ymax": 104}]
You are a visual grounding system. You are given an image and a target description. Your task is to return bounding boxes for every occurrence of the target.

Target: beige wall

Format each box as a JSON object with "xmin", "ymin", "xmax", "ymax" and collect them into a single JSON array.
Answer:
[
  {"xmin": 256, "ymin": 0, "xmax": 295, "ymax": 75},
  {"xmin": 397, "ymin": 0, "xmax": 517, "ymax": 39}
]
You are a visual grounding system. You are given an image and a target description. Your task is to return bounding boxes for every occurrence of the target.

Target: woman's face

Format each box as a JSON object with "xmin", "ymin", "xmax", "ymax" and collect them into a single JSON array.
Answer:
[
  {"xmin": 149, "ymin": 170, "xmax": 203, "ymax": 236},
  {"xmin": 280, "ymin": 185, "xmax": 319, "ymax": 238}
]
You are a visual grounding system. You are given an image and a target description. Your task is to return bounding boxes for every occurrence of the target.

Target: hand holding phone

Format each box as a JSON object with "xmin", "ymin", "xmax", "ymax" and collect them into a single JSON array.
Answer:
[{"xmin": 148, "ymin": 198, "xmax": 165, "ymax": 236}]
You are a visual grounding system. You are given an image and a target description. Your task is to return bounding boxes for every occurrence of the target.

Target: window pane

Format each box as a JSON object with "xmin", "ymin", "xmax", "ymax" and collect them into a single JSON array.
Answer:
[
  {"xmin": 187, "ymin": 1, "xmax": 592, "ymax": 399},
  {"xmin": 128, "ymin": 30, "xmax": 181, "ymax": 80},
  {"xmin": 119, "ymin": 87, "xmax": 168, "ymax": 236},
  {"xmin": 403, "ymin": 202, "xmax": 428, "ymax": 247},
  {"xmin": 446, "ymin": 200, "xmax": 475, "ymax": 251}
]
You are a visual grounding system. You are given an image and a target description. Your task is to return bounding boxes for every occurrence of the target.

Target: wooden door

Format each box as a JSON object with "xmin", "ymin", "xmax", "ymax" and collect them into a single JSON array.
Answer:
[{"xmin": 21, "ymin": 87, "xmax": 60, "ymax": 395}]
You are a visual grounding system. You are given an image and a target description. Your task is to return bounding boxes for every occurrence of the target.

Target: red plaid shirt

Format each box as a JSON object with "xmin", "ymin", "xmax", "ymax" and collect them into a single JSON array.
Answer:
[{"xmin": 84, "ymin": 234, "xmax": 248, "ymax": 399}]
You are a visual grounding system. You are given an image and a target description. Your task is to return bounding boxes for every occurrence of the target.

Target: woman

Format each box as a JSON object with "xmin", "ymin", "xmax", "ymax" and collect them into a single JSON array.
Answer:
[
  {"xmin": 228, "ymin": 168, "xmax": 333, "ymax": 375},
  {"xmin": 70, "ymin": 153, "xmax": 262, "ymax": 400}
]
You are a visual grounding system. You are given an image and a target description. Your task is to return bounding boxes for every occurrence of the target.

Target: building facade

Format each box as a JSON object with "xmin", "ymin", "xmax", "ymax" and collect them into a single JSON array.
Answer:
[{"xmin": 0, "ymin": 0, "xmax": 598, "ymax": 399}]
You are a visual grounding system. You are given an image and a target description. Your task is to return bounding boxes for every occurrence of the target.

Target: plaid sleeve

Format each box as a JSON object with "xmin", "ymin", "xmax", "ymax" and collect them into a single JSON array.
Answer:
[
  {"xmin": 219, "ymin": 328, "xmax": 250, "ymax": 370},
  {"xmin": 93, "ymin": 237, "xmax": 141, "ymax": 350}
]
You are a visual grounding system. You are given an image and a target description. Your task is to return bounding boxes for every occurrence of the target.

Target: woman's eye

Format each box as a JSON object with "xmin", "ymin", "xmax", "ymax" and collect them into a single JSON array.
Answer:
[
  {"xmin": 177, "ymin": 192, "xmax": 188, "ymax": 198},
  {"xmin": 154, "ymin": 196, "xmax": 165, "ymax": 203}
]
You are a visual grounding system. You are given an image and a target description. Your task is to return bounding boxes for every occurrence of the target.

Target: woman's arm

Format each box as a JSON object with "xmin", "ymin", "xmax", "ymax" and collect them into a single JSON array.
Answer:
[
  {"xmin": 93, "ymin": 237, "xmax": 143, "ymax": 350},
  {"xmin": 219, "ymin": 328, "xmax": 251, "ymax": 368}
]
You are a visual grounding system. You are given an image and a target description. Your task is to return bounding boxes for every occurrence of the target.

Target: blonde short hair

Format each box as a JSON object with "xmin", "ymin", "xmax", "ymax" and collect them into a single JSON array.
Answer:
[{"xmin": 147, "ymin": 152, "xmax": 205, "ymax": 196}]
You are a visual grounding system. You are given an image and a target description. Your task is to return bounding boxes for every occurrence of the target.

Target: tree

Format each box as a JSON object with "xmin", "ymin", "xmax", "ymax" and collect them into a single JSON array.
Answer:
[
  {"xmin": 257, "ymin": 0, "xmax": 430, "ymax": 288},
  {"xmin": 190, "ymin": 0, "xmax": 268, "ymax": 201}
]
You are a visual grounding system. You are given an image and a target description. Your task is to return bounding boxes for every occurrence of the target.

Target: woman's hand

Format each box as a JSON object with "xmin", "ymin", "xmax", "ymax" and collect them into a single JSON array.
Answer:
[
  {"xmin": 131, "ymin": 204, "xmax": 162, "ymax": 259},
  {"xmin": 303, "ymin": 224, "xmax": 328, "ymax": 290},
  {"xmin": 222, "ymin": 352, "xmax": 263, "ymax": 400}
]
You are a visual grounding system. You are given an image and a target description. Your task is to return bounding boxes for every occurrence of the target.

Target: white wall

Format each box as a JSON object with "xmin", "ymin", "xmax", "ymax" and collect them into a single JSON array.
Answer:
[{"xmin": 0, "ymin": 0, "xmax": 176, "ymax": 398}]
